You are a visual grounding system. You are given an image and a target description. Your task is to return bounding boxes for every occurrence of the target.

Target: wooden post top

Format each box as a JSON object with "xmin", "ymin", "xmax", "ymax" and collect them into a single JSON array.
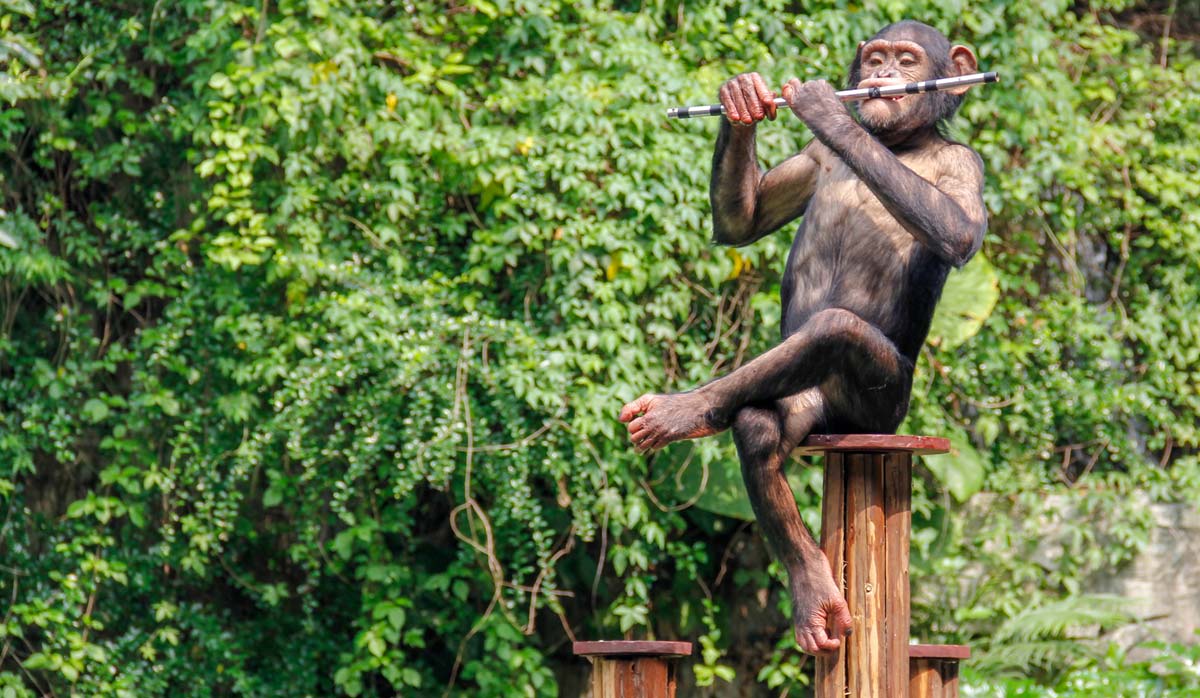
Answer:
[
  {"xmin": 573, "ymin": 641, "xmax": 693, "ymax": 658},
  {"xmin": 796, "ymin": 434, "xmax": 950, "ymax": 456},
  {"xmin": 909, "ymin": 644, "xmax": 971, "ymax": 660}
]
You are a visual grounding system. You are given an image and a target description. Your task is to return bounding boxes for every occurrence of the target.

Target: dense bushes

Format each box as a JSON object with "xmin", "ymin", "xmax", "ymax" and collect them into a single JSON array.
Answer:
[{"xmin": 2, "ymin": 0, "xmax": 1198, "ymax": 695}]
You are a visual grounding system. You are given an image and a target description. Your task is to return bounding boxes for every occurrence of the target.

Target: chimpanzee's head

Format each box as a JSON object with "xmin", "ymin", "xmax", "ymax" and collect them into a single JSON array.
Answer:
[{"xmin": 847, "ymin": 21, "xmax": 978, "ymax": 138}]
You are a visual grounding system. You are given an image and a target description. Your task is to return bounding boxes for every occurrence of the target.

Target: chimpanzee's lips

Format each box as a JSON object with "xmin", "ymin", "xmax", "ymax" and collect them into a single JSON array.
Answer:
[{"xmin": 858, "ymin": 79, "xmax": 907, "ymax": 101}]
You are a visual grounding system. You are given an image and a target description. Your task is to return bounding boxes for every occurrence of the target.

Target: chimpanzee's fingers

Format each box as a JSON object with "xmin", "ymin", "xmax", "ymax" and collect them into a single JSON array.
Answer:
[
  {"xmin": 626, "ymin": 417, "xmax": 645, "ymax": 435},
  {"xmin": 811, "ymin": 626, "xmax": 841, "ymax": 653},
  {"xmin": 750, "ymin": 73, "xmax": 777, "ymax": 120},
  {"xmin": 738, "ymin": 73, "xmax": 763, "ymax": 122},
  {"xmin": 719, "ymin": 82, "xmax": 740, "ymax": 123},
  {"xmin": 783, "ymin": 78, "xmax": 803, "ymax": 102},
  {"xmin": 728, "ymin": 81, "xmax": 752, "ymax": 124},
  {"xmin": 795, "ymin": 630, "xmax": 819, "ymax": 656},
  {"xmin": 830, "ymin": 602, "xmax": 853, "ymax": 638}
]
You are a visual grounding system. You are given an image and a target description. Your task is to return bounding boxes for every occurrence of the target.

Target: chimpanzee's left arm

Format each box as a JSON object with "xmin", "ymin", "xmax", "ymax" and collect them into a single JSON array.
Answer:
[{"xmin": 784, "ymin": 80, "xmax": 987, "ymax": 267}]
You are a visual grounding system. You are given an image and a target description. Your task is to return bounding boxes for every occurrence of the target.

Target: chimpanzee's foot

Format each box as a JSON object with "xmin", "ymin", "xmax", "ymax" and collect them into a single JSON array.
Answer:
[
  {"xmin": 618, "ymin": 391, "xmax": 725, "ymax": 452},
  {"xmin": 789, "ymin": 553, "xmax": 854, "ymax": 656}
]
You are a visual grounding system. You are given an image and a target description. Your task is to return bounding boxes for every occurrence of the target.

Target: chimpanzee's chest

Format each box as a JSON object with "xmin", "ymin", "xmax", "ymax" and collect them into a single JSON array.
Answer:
[
  {"xmin": 801, "ymin": 152, "xmax": 942, "ymax": 263},
  {"xmin": 781, "ymin": 151, "xmax": 943, "ymax": 335}
]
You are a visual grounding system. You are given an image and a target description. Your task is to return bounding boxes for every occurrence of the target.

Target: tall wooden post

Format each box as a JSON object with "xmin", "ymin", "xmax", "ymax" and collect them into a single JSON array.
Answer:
[
  {"xmin": 796, "ymin": 434, "xmax": 950, "ymax": 698},
  {"xmin": 573, "ymin": 641, "xmax": 692, "ymax": 698}
]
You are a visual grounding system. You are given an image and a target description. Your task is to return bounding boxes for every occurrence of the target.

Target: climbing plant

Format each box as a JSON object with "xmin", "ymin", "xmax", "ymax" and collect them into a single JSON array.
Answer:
[{"xmin": 1, "ymin": 0, "xmax": 1198, "ymax": 695}]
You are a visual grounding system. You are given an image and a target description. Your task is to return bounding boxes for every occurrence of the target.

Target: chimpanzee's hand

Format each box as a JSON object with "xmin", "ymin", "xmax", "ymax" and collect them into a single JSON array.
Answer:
[
  {"xmin": 719, "ymin": 72, "xmax": 777, "ymax": 126},
  {"xmin": 781, "ymin": 78, "xmax": 850, "ymax": 129}
]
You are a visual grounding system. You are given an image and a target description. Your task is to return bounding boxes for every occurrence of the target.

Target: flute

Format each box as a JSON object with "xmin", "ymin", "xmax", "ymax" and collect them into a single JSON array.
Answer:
[{"xmin": 666, "ymin": 71, "xmax": 999, "ymax": 119}]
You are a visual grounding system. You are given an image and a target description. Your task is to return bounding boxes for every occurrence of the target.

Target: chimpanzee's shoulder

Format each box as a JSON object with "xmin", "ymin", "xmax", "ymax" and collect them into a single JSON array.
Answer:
[{"xmin": 933, "ymin": 140, "xmax": 985, "ymax": 179}]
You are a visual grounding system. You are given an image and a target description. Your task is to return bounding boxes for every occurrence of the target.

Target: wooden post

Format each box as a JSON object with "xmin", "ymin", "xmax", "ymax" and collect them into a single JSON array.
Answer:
[
  {"xmin": 797, "ymin": 434, "xmax": 950, "ymax": 698},
  {"xmin": 909, "ymin": 644, "xmax": 970, "ymax": 698},
  {"xmin": 573, "ymin": 641, "xmax": 692, "ymax": 698}
]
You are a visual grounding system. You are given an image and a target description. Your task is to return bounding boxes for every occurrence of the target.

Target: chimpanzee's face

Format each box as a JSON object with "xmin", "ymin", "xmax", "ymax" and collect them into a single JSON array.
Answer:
[{"xmin": 853, "ymin": 38, "xmax": 933, "ymax": 133}]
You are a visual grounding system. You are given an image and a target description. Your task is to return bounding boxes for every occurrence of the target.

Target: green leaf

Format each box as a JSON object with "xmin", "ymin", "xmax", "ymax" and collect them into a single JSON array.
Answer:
[
  {"xmin": 922, "ymin": 425, "xmax": 986, "ymax": 502},
  {"xmin": 928, "ymin": 253, "xmax": 1000, "ymax": 350},
  {"xmin": 365, "ymin": 631, "xmax": 385, "ymax": 658},
  {"xmin": 401, "ymin": 667, "xmax": 421, "ymax": 687},
  {"xmin": 262, "ymin": 486, "xmax": 283, "ymax": 508},
  {"xmin": 386, "ymin": 606, "xmax": 406, "ymax": 631},
  {"xmin": 81, "ymin": 398, "xmax": 109, "ymax": 422}
]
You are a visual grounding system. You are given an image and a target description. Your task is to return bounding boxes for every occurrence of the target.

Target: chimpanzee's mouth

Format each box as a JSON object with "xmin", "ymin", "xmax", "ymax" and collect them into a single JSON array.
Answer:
[{"xmin": 859, "ymin": 79, "xmax": 907, "ymax": 102}]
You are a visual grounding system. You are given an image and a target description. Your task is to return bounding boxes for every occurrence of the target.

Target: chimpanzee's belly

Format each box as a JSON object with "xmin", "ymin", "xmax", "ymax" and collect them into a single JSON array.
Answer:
[{"xmin": 780, "ymin": 216, "xmax": 916, "ymax": 339}]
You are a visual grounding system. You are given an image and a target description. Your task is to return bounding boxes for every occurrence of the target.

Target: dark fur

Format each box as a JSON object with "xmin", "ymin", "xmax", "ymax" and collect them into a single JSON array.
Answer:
[
  {"xmin": 693, "ymin": 21, "xmax": 987, "ymax": 649},
  {"xmin": 849, "ymin": 21, "xmax": 965, "ymax": 138},
  {"xmin": 622, "ymin": 22, "xmax": 985, "ymax": 652}
]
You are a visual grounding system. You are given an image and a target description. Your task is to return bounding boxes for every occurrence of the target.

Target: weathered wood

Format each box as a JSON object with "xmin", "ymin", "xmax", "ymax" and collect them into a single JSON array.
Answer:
[
  {"xmin": 815, "ymin": 452, "xmax": 846, "ymax": 697},
  {"xmin": 845, "ymin": 453, "xmax": 886, "ymax": 697},
  {"xmin": 575, "ymin": 641, "xmax": 691, "ymax": 698},
  {"xmin": 810, "ymin": 435, "xmax": 950, "ymax": 698},
  {"xmin": 572, "ymin": 641, "xmax": 693, "ymax": 657},
  {"xmin": 908, "ymin": 646, "xmax": 970, "ymax": 698},
  {"xmin": 909, "ymin": 659, "xmax": 942, "ymax": 698},
  {"xmin": 943, "ymin": 660, "xmax": 960, "ymax": 698},
  {"xmin": 593, "ymin": 658, "xmax": 674, "ymax": 698},
  {"xmin": 884, "ymin": 452, "xmax": 913, "ymax": 698},
  {"xmin": 909, "ymin": 644, "xmax": 971, "ymax": 660},
  {"xmin": 797, "ymin": 434, "xmax": 950, "ymax": 455}
]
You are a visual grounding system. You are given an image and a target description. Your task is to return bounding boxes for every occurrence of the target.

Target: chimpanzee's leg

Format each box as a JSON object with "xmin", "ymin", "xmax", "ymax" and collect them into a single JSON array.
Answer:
[
  {"xmin": 733, "ymin": 389, "xmax": 854, "ymax": 655},
  {"xmin": 620, "ymin": 308, "xmax": 908, "ymax": 451}
]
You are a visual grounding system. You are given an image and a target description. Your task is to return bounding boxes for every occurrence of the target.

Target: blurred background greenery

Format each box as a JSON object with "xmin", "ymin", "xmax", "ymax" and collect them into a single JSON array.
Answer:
[{"xmin": 2, "ymin": 0, "xmax": 1199, "ymax": 695}]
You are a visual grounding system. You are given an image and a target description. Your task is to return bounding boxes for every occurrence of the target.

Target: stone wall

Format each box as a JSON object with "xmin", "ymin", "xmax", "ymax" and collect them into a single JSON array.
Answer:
[{"xmin": 1089, "ymin": 503, "xmax": 1200, "ymax": 652}]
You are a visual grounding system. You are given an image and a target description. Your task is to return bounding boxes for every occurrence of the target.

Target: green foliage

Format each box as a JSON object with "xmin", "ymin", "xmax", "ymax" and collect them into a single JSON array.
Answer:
[
  {"xmin": 973, "ymin": 595, "xmax": 1133, "ymax": 680},
  {"xmin": 1, "ymin": 0, "xmax": 1199, "ymax": 696},
  {"xmin": 964, "ymin": 633, "xmax": 1200, "ymax": 697},
  {"xmin": 930, "ymin": 255, "xmax": 1001, "ymax": 352}
]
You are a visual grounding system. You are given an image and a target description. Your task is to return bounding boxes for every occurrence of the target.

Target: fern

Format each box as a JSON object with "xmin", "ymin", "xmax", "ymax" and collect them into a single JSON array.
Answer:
[{"xmin": 974, "ymin": 595, "xmax": 1135, "ymax": 679}]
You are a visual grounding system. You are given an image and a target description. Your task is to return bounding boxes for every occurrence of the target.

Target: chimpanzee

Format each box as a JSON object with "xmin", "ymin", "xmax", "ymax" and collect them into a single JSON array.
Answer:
[{"xmin": 618, "ymin": 21, "xmax": 987, "ymax": 656}]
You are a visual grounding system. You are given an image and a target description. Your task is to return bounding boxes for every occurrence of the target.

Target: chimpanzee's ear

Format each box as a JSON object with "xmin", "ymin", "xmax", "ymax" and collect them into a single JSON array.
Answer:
[{"xmin": 945, "ymin": 45, "xmax": 979, "ymax": 94}]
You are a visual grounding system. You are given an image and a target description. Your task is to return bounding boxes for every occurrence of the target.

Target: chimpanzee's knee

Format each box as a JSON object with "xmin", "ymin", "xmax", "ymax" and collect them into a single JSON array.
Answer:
[
  {"xmin": 732, "ymin": 406, "xmax": 782, "ymax": 467},
  {"xmin": 805, "ymin": 307, "xmax": 862, "ymax": 349}
]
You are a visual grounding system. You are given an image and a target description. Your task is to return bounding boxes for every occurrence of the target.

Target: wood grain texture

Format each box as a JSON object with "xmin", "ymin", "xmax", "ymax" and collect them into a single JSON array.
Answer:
[
  {"xmin": 884, "ymin": 451, "xmax": 913, "ymax": 698},
  {"xmin": 814, "ymin": 444, "xmax": 944, "ymax": 698},
  {"xmin": 573, "ymin": 641, "xmax": 693, "ymax": 657},
  {"xmin": 909, "ymin": 659, "xmax": 941, "ymax": 698},
  {"xmin": 815, "ymin": 452, "xmax": 846, "ymax": 698},
  {"xmin": 908, "ymin": 657, "xmax": 965, "ymax": 698},
  {"xmin": 846, "ymin": 453, "xmax": 886, "ymax": 698},
  {"xmin": 587, "ymin": 657, "xmax": 678, "ymax": 698},
  {"xmin": 943, "ymin": 660, "xmax": 960, "ymax": 698},
  {"xmin": 908, "ymin": 644, "xmax": 971, "ymax": 660},
  {"xmin": 796, "ymin": 433, "xmax": 951, "ymax": 455}
]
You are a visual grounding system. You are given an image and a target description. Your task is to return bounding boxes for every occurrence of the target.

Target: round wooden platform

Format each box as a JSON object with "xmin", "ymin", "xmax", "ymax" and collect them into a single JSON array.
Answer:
[
  {"xmin": 795, "ymin": 434, "xmax": 951, "ymax": 456},
  {"xmin": 572, "ymin": 641, "xmax": 693, "ymax": 658},
  {"xmin": 909, "ymin": 644, "xmax": 971, "ymax": 660}
]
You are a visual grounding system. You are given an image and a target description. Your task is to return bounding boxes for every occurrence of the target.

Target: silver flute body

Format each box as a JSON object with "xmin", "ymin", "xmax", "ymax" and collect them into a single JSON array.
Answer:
[{"xmin": 666, "ymin": 71, "xmax": 999, "ymax": 119}]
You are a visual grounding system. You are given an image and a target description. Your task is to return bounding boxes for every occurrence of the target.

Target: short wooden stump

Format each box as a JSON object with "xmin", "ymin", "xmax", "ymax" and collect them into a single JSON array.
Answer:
[
  {"xmin": 795, "ymin": 434, "xmax": 950, "ymax": 698},
  {"xmin": 910, "ymin": 644, "xmax": 970, "ymax": 698},
  {"xmin": 573, "ymin": 641, "xmax": 692, "ymax": 698}
]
